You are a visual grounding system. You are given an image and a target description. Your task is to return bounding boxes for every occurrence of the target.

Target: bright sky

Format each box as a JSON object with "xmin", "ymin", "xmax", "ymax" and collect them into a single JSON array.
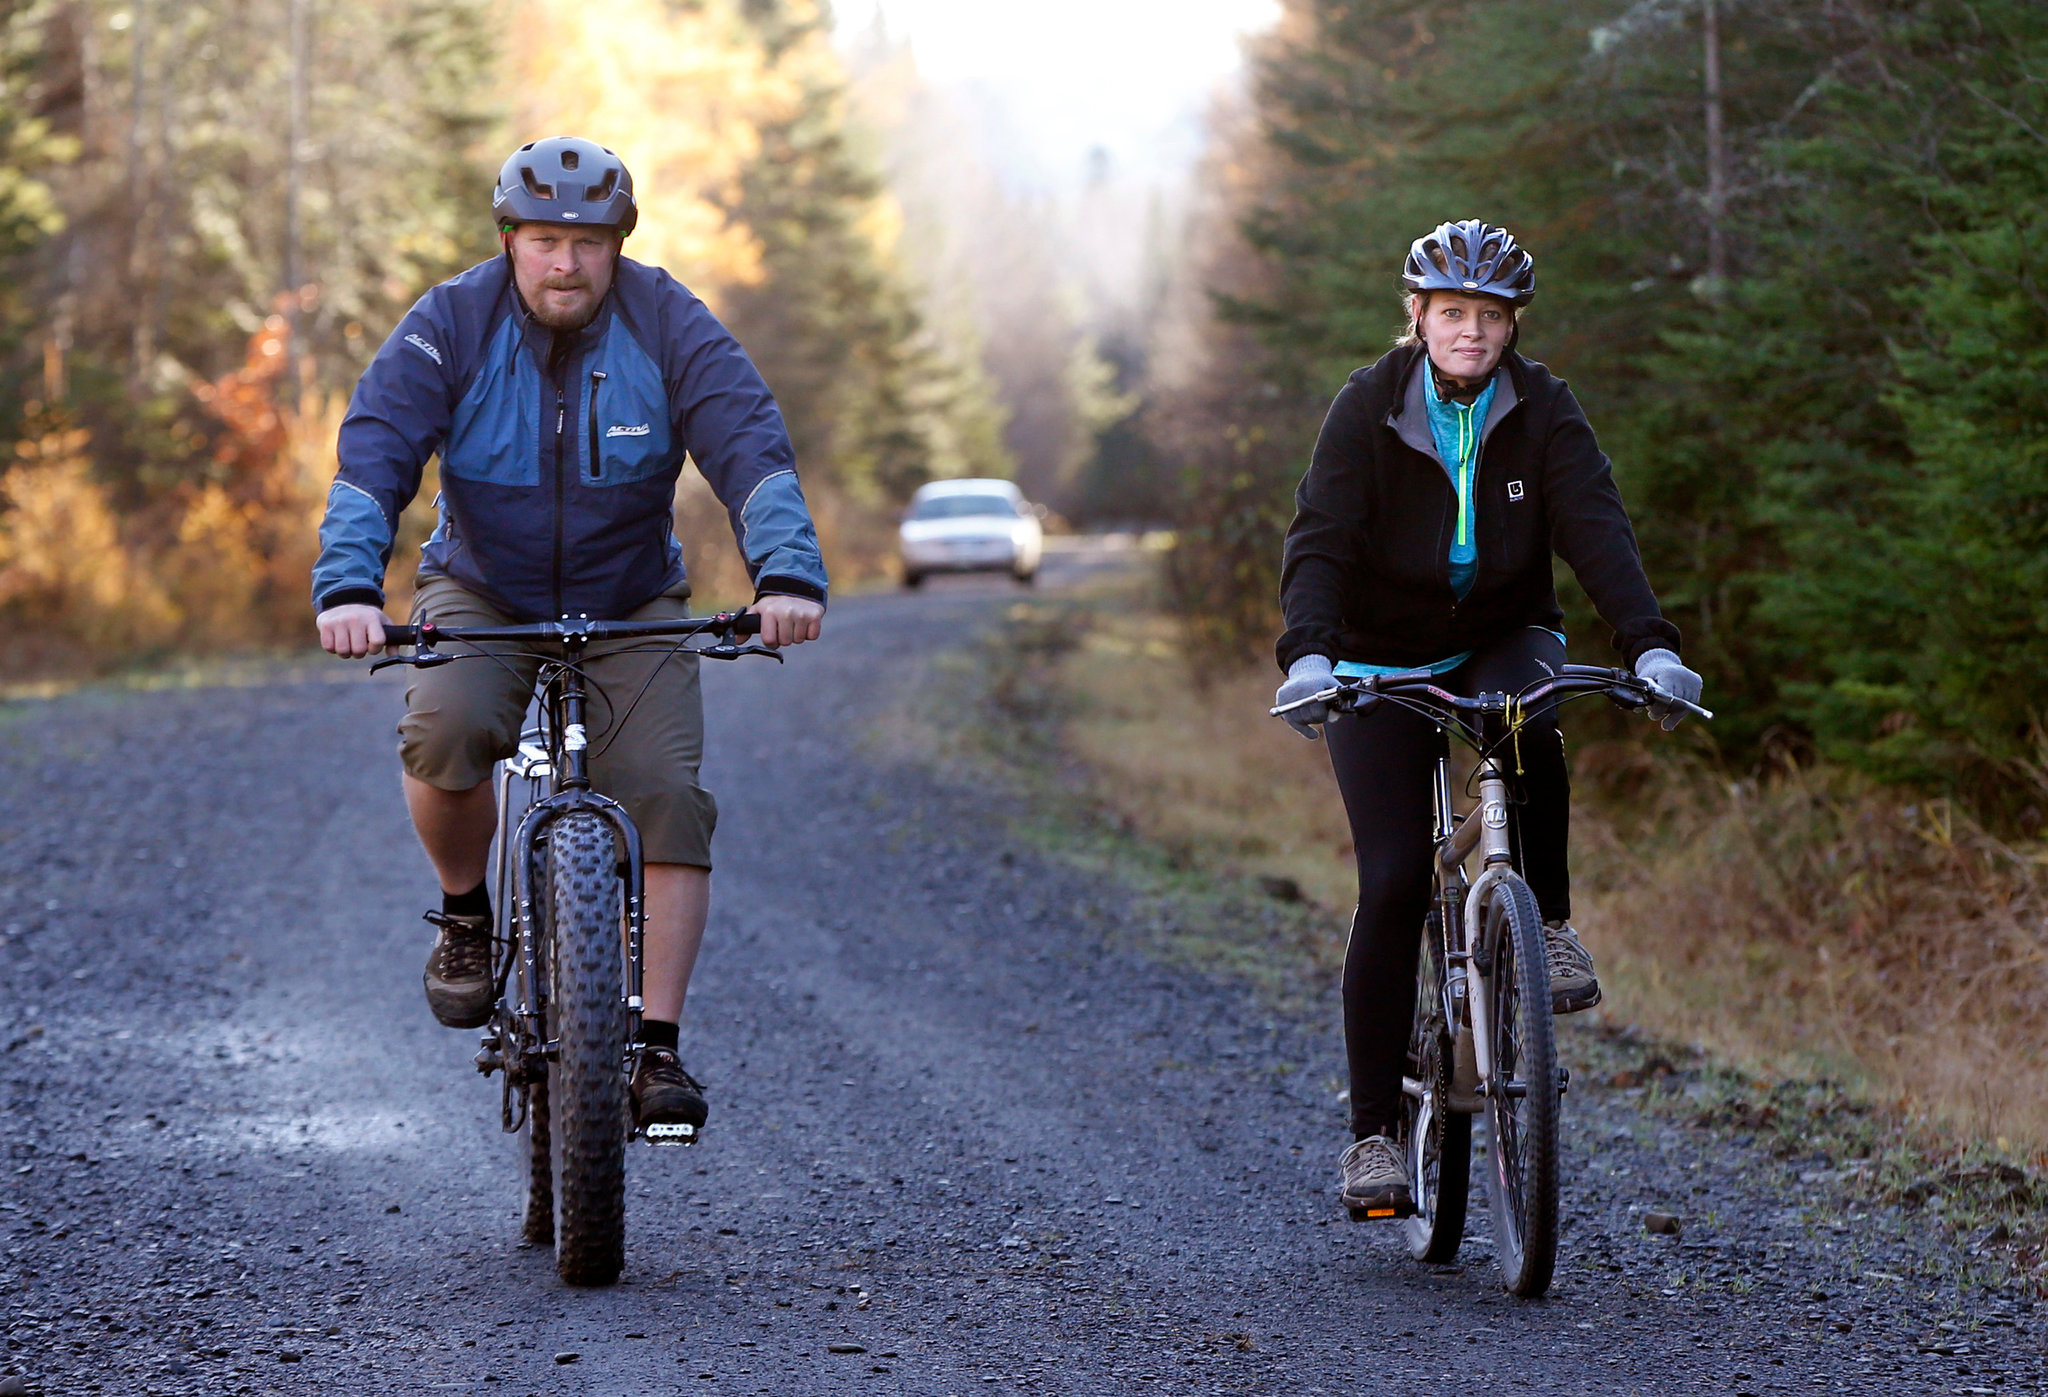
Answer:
[{"xmin": 837, "ymin": 0, "xmax": 1281, "ymax": 187}]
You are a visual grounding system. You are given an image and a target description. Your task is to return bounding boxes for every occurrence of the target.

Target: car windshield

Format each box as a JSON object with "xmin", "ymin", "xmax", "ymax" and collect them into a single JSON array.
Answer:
[{"xmin": 907, "ymin": 494, "xmax": 1017, "ymax": 521}]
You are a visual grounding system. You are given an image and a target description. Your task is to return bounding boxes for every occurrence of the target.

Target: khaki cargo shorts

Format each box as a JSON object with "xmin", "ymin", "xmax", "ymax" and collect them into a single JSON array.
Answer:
[{"xmin": 396, "ymin": 574, "xmax": 718, "ymax": 868}]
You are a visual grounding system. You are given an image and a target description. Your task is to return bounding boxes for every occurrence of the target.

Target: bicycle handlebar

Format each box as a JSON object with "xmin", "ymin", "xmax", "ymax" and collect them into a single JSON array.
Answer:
[
  {"xmin": 378, "ymin": 610, "xmax": 762, "ymax": 648},
  {"xmin": 1269, "ymin": 663, "xmax": 1714, "ymax": 724}
]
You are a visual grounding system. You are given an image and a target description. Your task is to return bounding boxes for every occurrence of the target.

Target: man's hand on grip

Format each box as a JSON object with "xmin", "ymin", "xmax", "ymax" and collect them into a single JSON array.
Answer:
[
  {"xmin": 749, "ymin": 595, "xmax": 824, "ymax": 649},
  {"xmin": 317, "ymin": 603, "xmax": 389, "ymax": 659}
]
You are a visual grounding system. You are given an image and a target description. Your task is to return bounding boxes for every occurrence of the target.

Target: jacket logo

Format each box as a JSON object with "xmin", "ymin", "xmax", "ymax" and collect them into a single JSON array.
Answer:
[
  {"xmin": 404, "ymin": 333, "xmax": 443, "ymax": 365},
  {"xmin": 1507, "ymin": 480, "xmax": 1525, "ymax": 500},
  {"xmin": 606, "ymin": 423, "xmax": 651, "ymax": 438}
]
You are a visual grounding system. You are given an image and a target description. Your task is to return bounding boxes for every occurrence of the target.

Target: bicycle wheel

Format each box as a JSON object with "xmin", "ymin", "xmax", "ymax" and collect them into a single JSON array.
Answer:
[
  {"xmin": 1478, "ymin": 873, "xmax": 1559, "ymax": 1297},
  {"xmin": 1403, "ymin": 918, "xmax": 1471, "ymax": 1263},
  {"xmin": 545, "ymin": 811, "xmax": 628, "ymax": 1286}
]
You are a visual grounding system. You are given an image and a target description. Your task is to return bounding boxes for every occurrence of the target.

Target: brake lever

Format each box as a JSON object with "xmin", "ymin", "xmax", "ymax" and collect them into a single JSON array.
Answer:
[
  {"xmin": 1642, "ymin": 680, "xmax": 1714, "ymax": 721},
  {"xmin": 698, "ymin": 643, "xmax": 785, "ymax": 663},
  {"xmin": 369, "ymin": 650, "xmax": 452, "ymax": 674},
  {"xmin": 1268, "ymin": 684, "xmax": 1345, "ymax": 718}
]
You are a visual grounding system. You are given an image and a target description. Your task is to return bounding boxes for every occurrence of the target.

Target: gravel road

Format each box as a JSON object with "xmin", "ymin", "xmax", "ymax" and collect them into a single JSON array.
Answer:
[{"xmin": 1, "ymin": 543, "xmax": 2040, "ymax": 1395}]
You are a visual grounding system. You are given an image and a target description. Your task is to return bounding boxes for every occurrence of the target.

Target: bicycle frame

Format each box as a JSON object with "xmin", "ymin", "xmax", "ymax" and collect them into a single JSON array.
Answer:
[
  {"xmin": 374, "ymin": 612, "xmax": 775, "ymax": 1135},
  {"xmin": 1430, "ymin": 739, "xmax": 1521, "ymax": 1104},
  {"xmin": 1279, "ymin": 664, "xmax": 1711, "ymax": 1112},
  {"xmin": 1276, "ymin": 661, "xmax": 1709, "ymax": 1289},
  {"xmin": 488, "ymin": 634, "xmax": 648, "ymax": 1132}
]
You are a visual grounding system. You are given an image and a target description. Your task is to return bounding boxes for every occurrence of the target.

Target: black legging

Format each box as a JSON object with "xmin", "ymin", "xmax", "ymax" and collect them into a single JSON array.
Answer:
[{"xmin": 1324, "ymin": 627, "xmax": 1571, "ymax": 1140}]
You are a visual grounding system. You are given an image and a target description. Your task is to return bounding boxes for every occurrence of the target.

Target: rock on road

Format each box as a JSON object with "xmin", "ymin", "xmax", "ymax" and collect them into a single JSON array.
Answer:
[{"xmin": 0, "ymin": 542, "xmax": 2039, "ymax": 1395}]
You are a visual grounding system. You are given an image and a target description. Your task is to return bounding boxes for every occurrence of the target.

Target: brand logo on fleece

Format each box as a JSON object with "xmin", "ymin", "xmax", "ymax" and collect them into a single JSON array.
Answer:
[
  {"xmin": 1507, "ymin": 480, "xmax": 1525, "ymax": 501},
  {"xmin": 404, "ymin": 333, "xmax": 443, "ymax": 365},
  {"xmin": 606, "ymin": 423, "xmax": 651, "ymax": 438}
]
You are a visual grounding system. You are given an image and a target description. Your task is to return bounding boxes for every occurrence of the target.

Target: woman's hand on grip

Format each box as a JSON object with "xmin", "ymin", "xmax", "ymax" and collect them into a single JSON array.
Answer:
[
  {"xmin": 1634, "ymin": 647, "xmax": 1702, "ymax": 731},
  {"xmin": 1275, "ymin": 654, "xmax": 1337, "ymax": 740}
]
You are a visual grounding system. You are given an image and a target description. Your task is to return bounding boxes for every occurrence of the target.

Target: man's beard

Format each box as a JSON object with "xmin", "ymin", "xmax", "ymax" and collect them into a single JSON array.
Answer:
[{"xmin": 529, "ymin": 282, "xmax": 600, "ymax": 331}]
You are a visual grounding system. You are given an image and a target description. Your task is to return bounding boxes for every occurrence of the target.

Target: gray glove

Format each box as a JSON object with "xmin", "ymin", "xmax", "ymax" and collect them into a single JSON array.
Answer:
[
  {"xmin": 1274, "ymin": 654, "xmax": 1336, "ymax": 740},
  {"xmin": 1634, "ymin": 647, "xmax": 1703, "ymax": 731}
]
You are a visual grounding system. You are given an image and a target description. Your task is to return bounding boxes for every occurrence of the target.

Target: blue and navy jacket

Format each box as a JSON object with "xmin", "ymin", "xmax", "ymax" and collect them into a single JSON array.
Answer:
[{"xmin": 312, "ymin": 254, "xmax": 827, "ymax": 620}]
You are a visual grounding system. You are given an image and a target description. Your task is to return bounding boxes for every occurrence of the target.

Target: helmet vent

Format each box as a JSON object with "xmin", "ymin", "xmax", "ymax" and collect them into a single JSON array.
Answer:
[
  {"xmin": 587, "ymin": 169, "xmax": 617, "ymax": 202},
  {"xmin": 561, "ymin": 149, "xmax": 580, "ymax": 171},
  {"xmin": 520, "ymin": 166, "xmax": 555, "ymax": 200}
]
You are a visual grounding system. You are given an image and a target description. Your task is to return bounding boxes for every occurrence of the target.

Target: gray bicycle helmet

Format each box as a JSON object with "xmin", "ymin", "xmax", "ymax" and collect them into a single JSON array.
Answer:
[
  {"xmin": 1402, "ymin": 219, "xmax": 1535, "ymax": 305},
  {"xmin": 492, "ymin": 136, "xmax": 638, "ymax": 236}
]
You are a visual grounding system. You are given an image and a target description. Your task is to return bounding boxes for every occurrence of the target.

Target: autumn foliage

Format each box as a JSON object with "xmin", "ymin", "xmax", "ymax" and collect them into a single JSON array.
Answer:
[{"xmin": 0, "ymin": 0, "xmax": 993, "ymax": 676}]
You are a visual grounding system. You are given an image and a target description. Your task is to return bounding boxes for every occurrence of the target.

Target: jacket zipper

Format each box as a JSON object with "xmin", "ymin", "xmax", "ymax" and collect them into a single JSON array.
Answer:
[
  {"xmin": 551, "ymin": 385, "xmax": 565, "ymax": 619},
  {"xmin": 587, "ymin": 370, "xmax": 606, "ymax": 481}
]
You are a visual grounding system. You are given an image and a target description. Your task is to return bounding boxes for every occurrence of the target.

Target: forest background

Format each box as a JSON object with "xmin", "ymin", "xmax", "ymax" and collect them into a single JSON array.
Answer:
[
  {"xmin": 0, "ymin": 0, "xmax": 2045, "ymax": 1141},
  {"xmin": 0, "ymin": 0, "xmax": 1132, "ymax": 674},
  {"xmin": 1124, "ymin": 0, "xmax": 2048, "ymax": 1152}
]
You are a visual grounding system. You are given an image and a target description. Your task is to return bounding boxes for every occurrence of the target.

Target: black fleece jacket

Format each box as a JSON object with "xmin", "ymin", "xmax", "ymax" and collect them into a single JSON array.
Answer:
[{"xmin": 1276, "ymin": 344, "xmax": 1679, "ymax": 672}]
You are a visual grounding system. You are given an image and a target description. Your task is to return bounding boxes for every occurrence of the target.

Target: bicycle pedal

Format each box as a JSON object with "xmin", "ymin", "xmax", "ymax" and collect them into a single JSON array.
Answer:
[
  {"xmin": 641, "ymin": 1122, "xmax": 698, "ymax": 1146},
  {"xmin": 1346, "ymin": 1199, "xmax": 1414, "ymax": 1222}
]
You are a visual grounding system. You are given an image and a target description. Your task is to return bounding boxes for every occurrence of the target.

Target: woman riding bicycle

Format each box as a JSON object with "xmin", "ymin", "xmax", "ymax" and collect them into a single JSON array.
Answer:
[{"xmin": 1271, "ymin": 220, "xmax": 1703, "ymax": 1218}]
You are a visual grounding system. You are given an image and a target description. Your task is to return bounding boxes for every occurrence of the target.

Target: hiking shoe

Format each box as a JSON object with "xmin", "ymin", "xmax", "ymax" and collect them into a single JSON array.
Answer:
[
  {"xmin": 1544, "ymin": 919, "xmax": 1603, "ymax": 1014},
  {"xmin": 631, "ymin": 1048, "xmax": 708, "ymax": 1135},
  {"xmin": 422, "ymin": 910, "xmax": 495, "ymax": 1029},
  {"xmin": 1338, "ymin": 1135, "xmax": 1414, "ymax": 1220}
]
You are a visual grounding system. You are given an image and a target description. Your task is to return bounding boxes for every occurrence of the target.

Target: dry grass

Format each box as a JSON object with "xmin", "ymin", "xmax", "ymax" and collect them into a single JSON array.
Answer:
[
  {"xmin": 1026, "ymin": 593, "xmax": 2048, "ymax": 1163},
  {"xmin": 1063, "ymin": 609, "xmax": 1355, "ymax": 918},
  {"xmin": 1579, "ymin": 763, "xmax": 2048, "ymax": 1159}
]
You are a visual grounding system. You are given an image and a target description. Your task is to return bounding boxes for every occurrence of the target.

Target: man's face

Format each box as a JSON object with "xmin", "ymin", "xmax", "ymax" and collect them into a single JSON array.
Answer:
[
  {"xmin": 506, "ymin": 223, "xmax": 620, "ymax": 331},
  {"xmin": 1420, "ymin": 292, "xmax": 1515, "ymax": 385}
]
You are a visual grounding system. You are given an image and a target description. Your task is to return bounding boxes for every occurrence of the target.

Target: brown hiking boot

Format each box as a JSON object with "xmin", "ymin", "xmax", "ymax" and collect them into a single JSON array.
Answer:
[
  {"xmin": 631, "ymin": 1048, "xmax": 708, "ymax": 1139},
  {"xmin": 422, "ymin": 911, "xmax": 495, "ymax": 1029},
  {"xmin": 1544, "ymin": 919, "xmax": 1603, "ymax": 1014}
]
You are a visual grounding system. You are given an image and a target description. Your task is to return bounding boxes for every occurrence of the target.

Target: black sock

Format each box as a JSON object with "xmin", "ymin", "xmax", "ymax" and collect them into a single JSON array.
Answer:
[
  {"xmin": 640, "ymin": 1019, "xmax": 679, "ymax": 1053},
  {"xmin": 443, "ymin": 882, "xmax": 491, "ymax": 921}
]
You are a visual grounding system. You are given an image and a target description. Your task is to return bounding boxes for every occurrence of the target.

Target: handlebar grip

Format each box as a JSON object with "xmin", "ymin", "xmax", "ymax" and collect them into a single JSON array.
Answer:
[
  {"xmin": 732, "ymin": 610, "xmax": 762, "ymax": 636},
  {"xmin": 380, "ymin": 623, "xmax": 417, "ymax": 646}
]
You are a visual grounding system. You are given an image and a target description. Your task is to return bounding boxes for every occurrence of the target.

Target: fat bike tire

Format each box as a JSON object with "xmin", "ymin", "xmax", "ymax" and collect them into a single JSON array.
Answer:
[
  {"xmin": 1480, "ymin": 874, "xmax": 1560, "ymax": 1297},
  {"xmin": 545, "ymin": 812, "xmax": 628, "ymax": 1286},
  {"xmin": 1403, "ymin": 923, "xmax": 1471, "ymax": 1264}
]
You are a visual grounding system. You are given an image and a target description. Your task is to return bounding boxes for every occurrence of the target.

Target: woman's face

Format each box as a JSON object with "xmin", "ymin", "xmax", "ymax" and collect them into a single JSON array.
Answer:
[{"xmin": 1419, "ymin": 292, "xmax": 1514, "ymax": 384}]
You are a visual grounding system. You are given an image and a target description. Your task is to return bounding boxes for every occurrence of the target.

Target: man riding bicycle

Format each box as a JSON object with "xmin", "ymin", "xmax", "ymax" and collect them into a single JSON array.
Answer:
[
  {"xmin": 1272, "ymin": 221, "xmax": 1703, "ymax": 1218},
  {"xmin": 311, "ymin": 136, "xmax": 827, "ymax": 1139}
]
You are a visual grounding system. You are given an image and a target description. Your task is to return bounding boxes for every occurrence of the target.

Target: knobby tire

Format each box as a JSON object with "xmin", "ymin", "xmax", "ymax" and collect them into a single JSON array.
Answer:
[
  {"xmin": 546, "ymin": 812, "xmax": 628, "ymax": 1286},
  {"xmin": 1481, "ymin": 874, "xmax": 1559, "ymax": 1297}
]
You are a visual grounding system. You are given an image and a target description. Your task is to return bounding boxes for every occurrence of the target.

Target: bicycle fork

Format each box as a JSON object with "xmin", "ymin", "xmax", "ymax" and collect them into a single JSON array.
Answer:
[{"xmin": 1436, "ymin": 754, "xmax": 1518, "ymax": 1107}]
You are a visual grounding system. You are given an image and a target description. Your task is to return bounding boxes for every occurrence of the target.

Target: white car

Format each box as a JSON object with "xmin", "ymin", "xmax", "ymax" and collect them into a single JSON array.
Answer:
[{"xmin": 898, "ymin": 478, "xmax": 1044, "ymax": 587}]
